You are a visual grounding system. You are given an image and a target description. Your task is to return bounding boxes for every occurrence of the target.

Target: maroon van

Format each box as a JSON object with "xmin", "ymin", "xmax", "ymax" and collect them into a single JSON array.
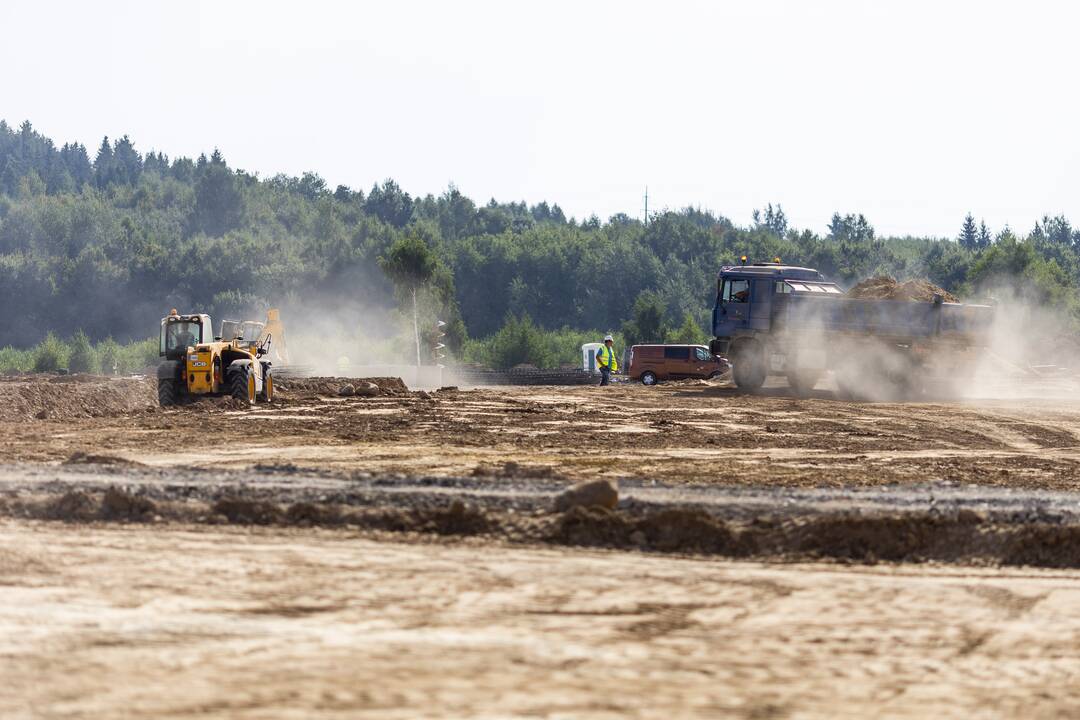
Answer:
[{"xmin": 626, "ymin": 344, "xmax": 727, "ymax": 385}]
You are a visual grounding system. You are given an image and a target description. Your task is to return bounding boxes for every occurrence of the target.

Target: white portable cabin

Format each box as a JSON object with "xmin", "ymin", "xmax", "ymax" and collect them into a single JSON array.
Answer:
[{"xmin": 581, "ymin": 343, "xmax": 604, "ymax": 373}]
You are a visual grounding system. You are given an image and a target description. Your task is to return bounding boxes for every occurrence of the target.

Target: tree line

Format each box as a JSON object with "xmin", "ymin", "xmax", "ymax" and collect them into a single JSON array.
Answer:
[{"xmin": 2, "ymin": 119, "xmax": 1079, "ymax": 370}]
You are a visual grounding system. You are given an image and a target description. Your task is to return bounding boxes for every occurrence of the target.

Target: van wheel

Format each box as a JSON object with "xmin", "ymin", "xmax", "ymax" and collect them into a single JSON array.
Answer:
[{"xmin": 641, "ymin": 371, "xmax": 657, "ymax": 386}]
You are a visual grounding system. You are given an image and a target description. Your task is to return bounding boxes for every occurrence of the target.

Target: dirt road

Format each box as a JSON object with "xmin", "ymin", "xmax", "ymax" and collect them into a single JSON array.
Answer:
[
  {"xmin": 4, "ymin": 373, "xmax": 1080, "ymax": 717},
  {"xmin": 4, "ymin": 520, "xmax": 1080, "ymax": 719},
  {"xmin": 3, "ymin": 374, "xmax": 1080, "ymax": 489}
]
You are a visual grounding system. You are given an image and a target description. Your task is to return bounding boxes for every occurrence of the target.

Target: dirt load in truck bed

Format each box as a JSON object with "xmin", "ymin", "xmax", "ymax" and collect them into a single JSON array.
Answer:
[{"xmin": 846, "ymin": 275, "xmax": 960, "ymax": 303}]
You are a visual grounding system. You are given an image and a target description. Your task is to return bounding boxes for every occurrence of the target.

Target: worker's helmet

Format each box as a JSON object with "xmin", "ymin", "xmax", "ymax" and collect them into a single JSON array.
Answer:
[{"xmin": 604, "ymin": 334, "xmax": 614, "ymax": 342}]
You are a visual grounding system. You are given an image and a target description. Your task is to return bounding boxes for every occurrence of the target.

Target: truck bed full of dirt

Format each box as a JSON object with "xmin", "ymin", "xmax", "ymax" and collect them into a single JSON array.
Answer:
[{"xmin": 847, "ymin": 275, "xmax": 960, "ymax": 303}]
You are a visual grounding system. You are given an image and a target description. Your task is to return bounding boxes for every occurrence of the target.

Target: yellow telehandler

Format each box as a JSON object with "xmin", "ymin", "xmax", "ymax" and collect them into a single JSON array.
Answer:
[{"xmin": 157, "ymin": 309, "xmax": 275, "ymax": 407}]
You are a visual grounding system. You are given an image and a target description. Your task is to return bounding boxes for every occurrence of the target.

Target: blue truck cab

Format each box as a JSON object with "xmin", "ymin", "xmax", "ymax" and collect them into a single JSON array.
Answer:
[
  {"xmin": 709, "ymin": 262, "xmax": 993, "ymax": 398},
  {"xmin": 710, "ymin": 263, "xmax": 829, "ymax": 357}
]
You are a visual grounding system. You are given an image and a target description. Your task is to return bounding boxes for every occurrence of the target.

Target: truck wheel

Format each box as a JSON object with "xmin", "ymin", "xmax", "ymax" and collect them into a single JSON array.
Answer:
[
  {"xmin": 787, "ymin": 370, "xmax": 821, "ymax": 394},
  {"xmin": 229, "ymin": 366, "xmax": 256, "ymax": 406},
  {"xmin": 259, "ymin": 368, "xmax": 274, "ymax": 402},
  {"xmin": 158, "ymin": 379, "xmax": 178, "ymax": 407},
  {"xmin": 732, "ymin": 342, "xmax": 766, "ymax": 391},
  {"xmin": 641, "ymin": 371, "xmax": 657, "ymax": 386}
]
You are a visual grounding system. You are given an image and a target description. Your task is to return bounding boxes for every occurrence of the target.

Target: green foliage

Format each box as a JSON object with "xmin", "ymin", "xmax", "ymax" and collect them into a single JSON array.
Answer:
[
  {"xmin": 3, "ymin": 119, "xmax": 1080, "ymax": 371},
  {"xmin": 0, "ymin": 346, "xmax": 33, "ymax": 373},
  {"xmin": 0, "ymin": 335, "xmax": 156, "ymax": 375},
  {"xmin": 463, "ymin": 319, "xmax": 622, "ymax": 370},
  {"xmin": 959, "ymin": 213, "xmax": 978, "ymax": 251},
  {"xmin": 118, "ymin": 338, "xmax": 159, "ymax": 373},
  {"xmin": 379, "ymin": 234, "xmax": 437, "ymax": 292},
  {"xmin": 485, "ymin": 314, "xmax": 556, "ymax": 370},
  {"xmin": 668, "ymin": 312, "xmax": 707, "ymax": 345},
  {"xmin": 622, "ymin": 291, "xmax": 669, "ymax": 346},
  {"xmin": 194, "ymin": 155, "xmax": 244, "ymax": 236},
  {"xmin": 96, "ymin": 337, "xmax": 122, "ymax": 374},
  {"xmin": 33, "ymin": 332, "xmax": 69, "ymax": 372},
  {"xmin": 68, "ymin": 330, "xmax": 98, "ymax": 373}
]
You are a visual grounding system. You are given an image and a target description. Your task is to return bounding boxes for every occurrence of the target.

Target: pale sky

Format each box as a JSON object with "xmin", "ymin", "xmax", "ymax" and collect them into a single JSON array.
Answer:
[{"xmin": 2, "ymin": 0, "xmax": 1077, "ymax": 237}]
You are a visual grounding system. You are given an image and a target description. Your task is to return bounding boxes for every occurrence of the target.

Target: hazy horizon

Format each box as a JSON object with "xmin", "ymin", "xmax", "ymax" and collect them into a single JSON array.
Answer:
[{"xmin": 3, "ymin": 0, "xmax": 1078, "ymax": 238}]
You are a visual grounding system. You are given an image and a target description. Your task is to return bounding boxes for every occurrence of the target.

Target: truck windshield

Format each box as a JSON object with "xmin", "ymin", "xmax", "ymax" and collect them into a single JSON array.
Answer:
[{"xmin": 164, "ymin": 321, "xmax": 201, "ymax": 353}]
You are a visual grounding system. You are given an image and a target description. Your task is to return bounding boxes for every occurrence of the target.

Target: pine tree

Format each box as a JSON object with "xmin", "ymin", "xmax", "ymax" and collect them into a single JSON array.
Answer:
[
  {"xmin": 93, "ymin": 136, "xmax": 113, "ymax": 188},
  {"xmin": 753, "ymin": 204, "xmax": 787, "ymax": 236},
  {"xmin": 60, "ymin": 142, "xmax": 93, "ymax": 186},
  {"xmin": 958, "ymin": 213, "xmax": 978, "ymax": 250},
  {"xmin": 977, "ymin": 220, "xmax": 991, "ymax": 249},
  {"xmin": 828, "ymin": 212, "xmax": 875, "ymax": 243},
  {"xmin": 111, "ymin": 135, "xmax": 142, "ymax": 185},
  {"xmin": 194, "ymin": 162, "xmax": 244, "ymax": 236}
]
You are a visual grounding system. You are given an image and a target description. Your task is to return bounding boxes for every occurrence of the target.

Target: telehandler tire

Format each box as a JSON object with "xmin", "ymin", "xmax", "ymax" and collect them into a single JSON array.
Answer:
[
  {"xmin": 229, "ymin": 365, "xmax": 257, "ymax": 406},
  {"xmin": 259, "ymin": 368, "xmax": 274, "ymax": 402},
  {"xmin": 158, "ymin": 379, "xmax": 178, "ymax": 407}
]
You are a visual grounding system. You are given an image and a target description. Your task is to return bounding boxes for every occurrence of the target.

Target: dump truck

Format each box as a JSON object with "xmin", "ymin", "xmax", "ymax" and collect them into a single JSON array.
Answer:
[
  {"xmin": 157, "ymin": 309, "xmax": 274, "ymax": 406},
  {"xmin": 709, "ymin": 263, "xmax": 993, "ymax": 399}
]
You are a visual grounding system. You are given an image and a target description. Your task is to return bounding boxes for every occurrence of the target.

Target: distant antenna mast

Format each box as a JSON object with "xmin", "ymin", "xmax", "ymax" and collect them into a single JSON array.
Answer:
[{"xmin": 642, "ymin": 186, "xmax": 649, "ymax": 226}]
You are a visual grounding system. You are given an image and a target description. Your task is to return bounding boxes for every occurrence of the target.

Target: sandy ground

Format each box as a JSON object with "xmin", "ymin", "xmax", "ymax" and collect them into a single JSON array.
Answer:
[
  {"xmin": 5, "ymin": 521, "xmax": 1080, "ymax": 720},
  {"xmin": 4, "ymin": 373, "xmax": 1080, "ymax": 717},
  {"xmin": 3, "ymin": 374, "xmax": 1080, "ymax": 489}
]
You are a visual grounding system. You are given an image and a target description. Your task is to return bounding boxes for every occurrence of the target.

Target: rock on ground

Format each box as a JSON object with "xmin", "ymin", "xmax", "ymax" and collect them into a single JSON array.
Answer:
[{"xmin": 554, "ymin": 479, "xmax": 619, "ymax": 512}]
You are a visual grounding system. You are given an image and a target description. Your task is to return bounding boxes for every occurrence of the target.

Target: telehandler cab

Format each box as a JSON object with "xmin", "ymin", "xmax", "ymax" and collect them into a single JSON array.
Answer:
[{"xmin": 157, "ymin": 309, "xmax": 274, "ymax": 407}]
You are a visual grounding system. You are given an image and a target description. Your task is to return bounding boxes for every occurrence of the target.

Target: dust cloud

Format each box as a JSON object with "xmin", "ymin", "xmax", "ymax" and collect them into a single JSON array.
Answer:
[
  {"xmin": 965, "ymin": 281, "xmax": 1080, "ymax": 400},
  {"xmin": 274, "ymin": 298, "xmax": 411, "ymax": 375},
  {"xmin": 763, "ymin": 276, "xmax": 1078, "ymax": 402}
]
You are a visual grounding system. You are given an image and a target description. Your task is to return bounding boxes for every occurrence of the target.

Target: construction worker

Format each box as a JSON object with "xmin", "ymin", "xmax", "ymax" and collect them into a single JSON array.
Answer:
[{"xmin": 597, "ymin": 334, "xmax": 618, "ymax": 386}]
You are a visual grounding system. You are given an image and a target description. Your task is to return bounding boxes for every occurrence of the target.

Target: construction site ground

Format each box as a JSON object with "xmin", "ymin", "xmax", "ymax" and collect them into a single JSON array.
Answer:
[{"xmin": 4, "ymin": 372, "xmax": 1080, "ymax": 718}]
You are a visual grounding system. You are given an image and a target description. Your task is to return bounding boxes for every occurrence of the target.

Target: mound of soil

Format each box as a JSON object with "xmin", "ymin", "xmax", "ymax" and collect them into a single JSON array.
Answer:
[
  {"xmin": 44, "ymin": 490, "xmax": 97, "ymax": 521},
  {"xmin": 552, "ymin": 506, "xmax": 748, "ymax": 555},
  {"xmin": 847, "ymin": 276, "xmax": 959, "ymax": 303},
  {"xmin": 101, "ymin": 487, "xmax": 157, "ymax": 521},
  {"xmin": 279, "ymin": 376, "xmax": 408, "ymax": 397},
  {"xmin": 0, "ymin": 375, "xmax": 156, "ymax": 422},
  {"xmin": 63, "ymin": 452, "xmax": 144, "ymax": 467},
  {"xmin": 212, "ymin": 498, "xmax": 284, "ymax": 525}
]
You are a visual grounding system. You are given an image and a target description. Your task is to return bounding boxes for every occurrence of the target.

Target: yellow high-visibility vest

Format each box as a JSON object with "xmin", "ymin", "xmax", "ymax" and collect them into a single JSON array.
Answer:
[{"xmin": 597, "ymin": 345, "xmax": 618, "ymax": 372}]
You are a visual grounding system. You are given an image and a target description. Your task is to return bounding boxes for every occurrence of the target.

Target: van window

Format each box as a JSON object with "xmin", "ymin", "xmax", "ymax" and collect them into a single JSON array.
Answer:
[
  {"xmin": 663, "ymin": 346, "xmax": 690, "ymax": 360},
  {"xmin": 775, "ymin": 281, "xmax": 793, "ymax": 294},
  {"xmin": 722, "ymin": 278, "xmax": 750, "ymax": 303},
  {"xmin": 694, "ymin": 347, "xmax": 711, "ymax": 361}
]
